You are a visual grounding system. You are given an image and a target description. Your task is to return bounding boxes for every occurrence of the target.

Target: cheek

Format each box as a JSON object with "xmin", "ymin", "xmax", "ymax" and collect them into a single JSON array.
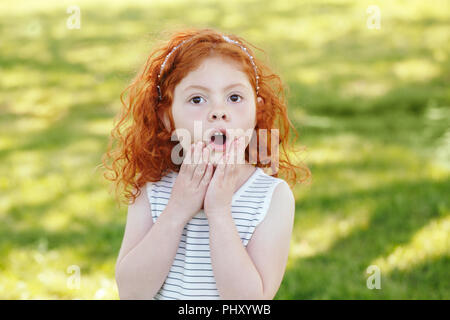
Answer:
[
  {"xmin": 173, "ymin": 107, "xmax": 201, "ymax": 129},
  {"xmin": 190, "ymin": 108, "xmax": 205, "ymax": 119},
  {"xmin": 176, "ymin": 107, "xmax": 204, "ymax": 120},
  {"xmin": 173, "ymin": 110, "xmax": 204, "ymax": 149},
  {"xmin": 235, "ymin": 105, "xmax": 256, "ymax": 128}
]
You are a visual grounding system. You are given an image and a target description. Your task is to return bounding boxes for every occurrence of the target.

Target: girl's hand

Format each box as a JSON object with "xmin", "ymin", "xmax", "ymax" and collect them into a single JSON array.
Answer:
[
  {"xmin": 204, "ymin": 137, "xmax": 244, "ymax": 217},
  {"xmin": 167, "ymin": 141, "xmax": 214, "ymax": 224}
]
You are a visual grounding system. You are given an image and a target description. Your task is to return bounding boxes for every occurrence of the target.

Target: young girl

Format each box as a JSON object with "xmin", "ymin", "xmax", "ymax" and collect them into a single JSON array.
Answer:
[{"xmin": 102, "ymin": 27, "xmax": 310, "ymax": 300}]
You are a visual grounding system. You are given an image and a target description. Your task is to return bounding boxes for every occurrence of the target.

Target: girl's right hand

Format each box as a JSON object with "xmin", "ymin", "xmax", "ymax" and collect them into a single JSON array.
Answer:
[{"xmin": 166, "ymin": 141, "xmax": 214, "ymax": 224}]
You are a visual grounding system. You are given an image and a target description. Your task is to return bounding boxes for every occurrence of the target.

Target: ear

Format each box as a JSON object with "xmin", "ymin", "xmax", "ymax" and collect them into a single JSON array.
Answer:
[
  {"xmin": 255, "ymin": 96, "xmax": 265, "ymax": 126},
  {"xmin": 162, "ymin": 111, "xmax": 172, "ymax": 132},
  {"xmin": 257, "ymin": 96, "xmax": 264, "ymax": 105}
]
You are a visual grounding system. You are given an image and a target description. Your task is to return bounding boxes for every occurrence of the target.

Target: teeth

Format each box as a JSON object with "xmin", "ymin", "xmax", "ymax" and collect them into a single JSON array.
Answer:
[
  {"xmin": 211, "ymin": 132, "xmax": 225, "ymax": 138},
  {"xmin": 211, "ymin": 131, "xmax": 226, "ymax": 144}
]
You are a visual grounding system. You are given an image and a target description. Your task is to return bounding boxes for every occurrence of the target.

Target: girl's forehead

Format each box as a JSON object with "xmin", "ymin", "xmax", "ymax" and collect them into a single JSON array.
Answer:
[
  {"xmin": 178, "ymin": 56, "xmax": 250, "ymax": 88},
  {"xmin": 191, "ymin": 56, "xmax": 242, "ymax": 75}
]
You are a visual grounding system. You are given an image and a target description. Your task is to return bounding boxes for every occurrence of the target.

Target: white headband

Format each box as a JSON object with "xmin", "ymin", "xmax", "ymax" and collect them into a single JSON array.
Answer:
[{"xmin": 156, "ymin": 34, "xmax": 260, "ymax": 100}]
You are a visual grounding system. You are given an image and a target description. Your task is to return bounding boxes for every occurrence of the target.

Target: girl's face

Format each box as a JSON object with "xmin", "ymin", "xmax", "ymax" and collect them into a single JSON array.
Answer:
[{"xmin": 169, "ymin": 55, "xmax": 263, "ymax": 163}]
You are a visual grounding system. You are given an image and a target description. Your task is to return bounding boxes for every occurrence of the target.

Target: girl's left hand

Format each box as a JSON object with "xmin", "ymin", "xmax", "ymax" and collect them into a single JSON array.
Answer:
[{"xmin": 204, "ymin": 136, "xmax": 244, "ymax": 217}]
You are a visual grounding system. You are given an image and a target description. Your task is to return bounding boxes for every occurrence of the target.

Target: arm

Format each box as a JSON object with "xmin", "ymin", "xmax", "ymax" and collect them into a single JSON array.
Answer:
[
  {"xmin": 208, "ymin": 181, "xmax": 295, "ymax": 299},
  {"xmin": 115, "ymin": 185, "xmax": 188, "ymax": 299}
]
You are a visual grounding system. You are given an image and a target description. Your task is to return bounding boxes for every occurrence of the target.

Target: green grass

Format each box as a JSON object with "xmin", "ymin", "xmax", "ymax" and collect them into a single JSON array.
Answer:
[{"xmin": 0, "ymin": 0, "xmax": 449, "ymax": 299}]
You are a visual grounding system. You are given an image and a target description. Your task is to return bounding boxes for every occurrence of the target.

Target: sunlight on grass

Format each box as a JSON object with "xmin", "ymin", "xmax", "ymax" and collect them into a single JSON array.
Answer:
[
  {"xmin": 82, "ymin": 119, "xmax": 115, "ymax": 136},
  {"xmin": 342, "ymin": 80, "xmax": 390, "ymax": 98},
  {"xmin": 1, "ymin": 68, "xmax": 46, "ymax": 90},
  {"xmin": 1, "ymin": 245, "xmax": 118, "ymax": 299},
  {"xmin": 393, "ymin": 58, "xmax": 440, "ymax": 82},
  {"xmin": 40, "ymin": 210, "xmax": 73, "ymax": 232},
  {"xmin": 371, "ymin": 215, "xmax": 450, "ymax": 274},
  {"xmin": 294, "ymin": 67, "xmax": 325, "ymax": 86},
  {"xmin": 0, "ymin": 137, "xmax": 14, "ymax": 150},
  {"xmin": 1, "ymin": 0, "xmax": 448, "ymax": 299},
  {"xmin": 305, "ymin": 133, "xmax": 363, "ymax": 164},
  {"xmin": 289, "ymin": 204, "xmax": 372, "ymax": 262}
]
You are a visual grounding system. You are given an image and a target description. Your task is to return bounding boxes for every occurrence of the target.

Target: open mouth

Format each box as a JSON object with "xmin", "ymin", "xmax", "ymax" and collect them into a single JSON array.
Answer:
[
  {"xmin": 210, "ymin": 131, "xmax": 226, "ymax": 145},
  {"xmin": 208, "ymin": 128, "xmax": 228, "ymax": 151}
]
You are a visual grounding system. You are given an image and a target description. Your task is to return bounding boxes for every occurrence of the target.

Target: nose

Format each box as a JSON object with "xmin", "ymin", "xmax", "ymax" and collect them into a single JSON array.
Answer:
[{"xmin": 208, "ymin": 109, "xmax": 228, "ymax": 121}]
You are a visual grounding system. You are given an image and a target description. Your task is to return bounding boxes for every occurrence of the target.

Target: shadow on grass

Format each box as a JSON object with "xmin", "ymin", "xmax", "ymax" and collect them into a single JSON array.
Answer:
[
  {"xmin": 1, "ymin": 204, "xmax": 124, "ymax": 272},
  {"xmin": 387, "ymin": 255, "xmax": 450, "ymax": 297},
  {"xmin": 277, "ymin": 178, "xmax": 449, "ymax": 299},
  {"xmin": 0, "ymin": 100, "xmax": 115, "ymax": 161},
  {"xmin": 1, "ymin": 0, "xmax": 448, "ymax": 299}
]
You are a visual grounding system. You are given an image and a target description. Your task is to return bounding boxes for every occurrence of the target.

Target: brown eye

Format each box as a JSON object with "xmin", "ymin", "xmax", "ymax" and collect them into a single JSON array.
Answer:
[
  {"xmin": 229, "ymin": 94, "xmax": 242, "ymax": 103},
  {"xmin": 190, "ymin": 96, "xmax": 205, "ymax": 104}
]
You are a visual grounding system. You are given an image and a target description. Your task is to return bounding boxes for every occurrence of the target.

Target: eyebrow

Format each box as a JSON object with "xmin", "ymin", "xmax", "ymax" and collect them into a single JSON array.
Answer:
[{"xmin": 183, "ymin": 83, "xmax": 248, "ymax": 93}]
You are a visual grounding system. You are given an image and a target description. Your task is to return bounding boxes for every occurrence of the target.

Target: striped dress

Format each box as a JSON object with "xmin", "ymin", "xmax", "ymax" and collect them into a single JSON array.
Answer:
[{"xmin": 146, "ymin": 166, "xmax": 285, "ymax": 300}]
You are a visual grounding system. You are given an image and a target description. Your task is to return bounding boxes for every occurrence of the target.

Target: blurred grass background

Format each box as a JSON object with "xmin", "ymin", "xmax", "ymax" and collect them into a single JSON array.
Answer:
[{"xmin": 0, "ymin": 0, "xmax": 449, "ymax": 299}]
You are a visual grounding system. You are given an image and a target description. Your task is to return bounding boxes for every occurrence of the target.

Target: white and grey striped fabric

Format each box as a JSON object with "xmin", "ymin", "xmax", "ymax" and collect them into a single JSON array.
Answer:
[{"xmin": 146, "ymin": 166, "xmax": 285, "ymax": 300}]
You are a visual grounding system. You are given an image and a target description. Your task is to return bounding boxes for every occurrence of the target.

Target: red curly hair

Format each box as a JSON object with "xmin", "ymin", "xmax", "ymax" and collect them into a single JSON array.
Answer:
[{"xmin": 102, "ymin": 27, "xmax": 311, "ymax": 206}]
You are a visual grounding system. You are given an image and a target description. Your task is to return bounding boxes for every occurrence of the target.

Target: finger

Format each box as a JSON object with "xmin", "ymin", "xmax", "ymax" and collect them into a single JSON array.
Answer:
[
  {"xmin": 180, "ymin": 143, "xmax": 195, "ymax": 174},
  {"xmin": 216, "ymin": 149, "xmax": 226, "ymax": 167},
  {"xmin": 228, "ymin": 138, "xmax": 238, "ymax": 164},
  {"xmin": 202, "ymin": 143, "xmax": 212, "ymax": 164},
  {"xmin": 232, "ymin": 136, "xmax": 243, "ymax": 171},
  {"xmin": 196, "ymin": 145, "xmax": 211, "ymax": 183},
  {"xmin": 193, "ymin": 141, "xmax": 203, "ymax": 166},
  {"xmin": 225, "ymin": 138, "xmax": 238, "ymax": 177},
  {"xmin": 227, "ymin": 160, "xmax": 236, "ymax": 181},
  {"xmin": 200, "ymin": 162, "xmax": 214, "ymax": 188},
  {"xmin": 193, "ymin": 155, "xmax": 208, "ymax": 186},
  {"xmin": 186, "ymin": 143, "xmax": 195, "ymax": 164},
  {"xmin": 236, "ymin": 136, "xmax": 245, "ymax": 165},
  {"xmin": 224, "ymin": 137, "xmax": 237, "ymax": 169},
  {"xmin": 189, "ymin": 141, "xmax": 203, "ymax": 180},
  {"xmin": 214, "ymin": 161, "xmax": 226, "ymax": 181}
]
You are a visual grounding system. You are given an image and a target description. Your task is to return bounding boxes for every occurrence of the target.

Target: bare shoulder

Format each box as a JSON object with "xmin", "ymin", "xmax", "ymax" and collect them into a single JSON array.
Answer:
[
  {"xmin": 263, "ymin": 179, "xmax": 295, "ymax": 229},
  {"xmin": 273, "ymin": 180, "xmax": 295, "ymax": 217},
  {"xmin": 245, "ymin": 179, "xmax": 296, "ymax": 299},
  {"xmin": 247, "ymin": 178, "xmax": 296, "ymax": 246},
  {"xmin": 116, "ymin": 183, "xmax": 154, "ymax": 270},
  {"xmin": 128, "ymin": 183, "xmax": 153, "ymax": 214}
]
